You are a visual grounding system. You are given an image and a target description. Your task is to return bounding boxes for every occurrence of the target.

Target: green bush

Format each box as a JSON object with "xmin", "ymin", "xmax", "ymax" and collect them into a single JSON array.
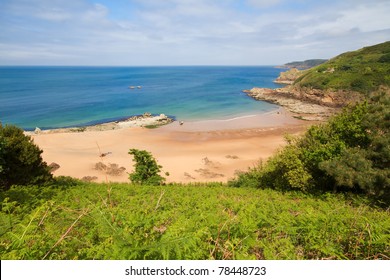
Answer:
[
  {"xmin": 0, "ymin": 137, "xmax": 5, "ymax": 176},
  {"xmin": 259, "ymin": 144, "xmax": 313, "ymax": 191},
  {"xmin": 0, "ymin": 124, "xmax": 52, "ymax": 190},
  {"xmin": 378, "ymin": 53, "xmax": 390, "ymax": 63},
  {"xmin": 230, "ymin": 93, "xmax": 390, "ymax": 206},
  {"xmin": 128, "ymin": 149, "xmax": 166, "ymax": 185}
]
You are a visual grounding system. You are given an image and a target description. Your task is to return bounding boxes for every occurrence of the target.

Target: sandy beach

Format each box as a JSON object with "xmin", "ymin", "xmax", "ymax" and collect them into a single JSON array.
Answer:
[{"xmin": 31, "ymin": 109, "xmax": 313, "ymax": 183}]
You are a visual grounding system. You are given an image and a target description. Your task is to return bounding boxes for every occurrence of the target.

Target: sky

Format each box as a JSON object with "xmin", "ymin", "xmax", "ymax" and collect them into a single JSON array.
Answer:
[{"xmin": 0, "ymin": 0, "xmax": 389, "ymax": 66}]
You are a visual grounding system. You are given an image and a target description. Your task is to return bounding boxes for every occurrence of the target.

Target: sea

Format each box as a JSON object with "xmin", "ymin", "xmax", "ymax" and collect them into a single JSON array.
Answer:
[{"xmin": 0, "ymin": 66, "xmax": 282, "ymax": 130}]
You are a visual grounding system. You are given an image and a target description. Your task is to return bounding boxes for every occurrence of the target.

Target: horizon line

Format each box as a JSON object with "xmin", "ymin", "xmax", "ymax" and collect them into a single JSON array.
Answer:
[{"xmin": 0, "ymin": 64, "xmax": 285, "ymax": 68}]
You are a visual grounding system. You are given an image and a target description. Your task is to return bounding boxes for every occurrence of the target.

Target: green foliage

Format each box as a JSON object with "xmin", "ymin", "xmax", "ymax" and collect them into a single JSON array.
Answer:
[
  {"xmin": 319, "ymin": 93, "xmax": 390, "ymax": 203},
  {"xmin": 294, "ymin": 41, "xmax": 390, "ymax": 93},
  {"xmin": 379, "ymin": 53, "xmax": 390, "ymax": 63},
  {"xmin": 231, "ymin": 93, "xmax": 390, "ymax": 206},
  {"xmin": 284, "ymin": 59, "xmax": 328, "ymax": 69},
  {"xmin": 128, "ymin": 149, "xmax": 166, "ymax": 185},
  {"xmin": 0, "ymin": 136, "xmax": 5, "ymax": 176},
  {"xmin": 0, "ymin": 183, "xmax": 389, "ymax": 260},
  {"xmin": 229, "ymin": 164, "xmax": 264, "ymax": 189},
  {"xmin": 0, "ymin": 124, "xmax": 52, "ymax": 190},
  {"xmin": 319, "ymin": 148, "xmax": 377, "ymax": 191},
  {"xmin": 251, "ymin": 145, "xmax": 312, "ymax": 191}
]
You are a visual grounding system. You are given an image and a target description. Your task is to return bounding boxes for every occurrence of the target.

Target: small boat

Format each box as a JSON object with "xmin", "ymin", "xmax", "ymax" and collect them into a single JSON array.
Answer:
[
  {"xmin": 137, "ymin": 86, "xmax": 142, "ymax": 89},
  {"xmin": 129, "ymin": 86, "xmax": 135, "ymax": 89}
]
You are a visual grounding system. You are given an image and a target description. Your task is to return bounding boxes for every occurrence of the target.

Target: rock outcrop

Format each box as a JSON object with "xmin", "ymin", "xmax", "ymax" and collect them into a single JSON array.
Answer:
[
  {"xmin": 246, "ymin": 63, "xmax": 364, "ymax": 121},
  {"xmin": 48, "ymin": 162, "xmax": 60, "ymax": 172},
  {"xmin": 245, "ymin": 84, "xmax": 362, "ymax": 121},
  {"xmin": 274, "ymin": 68, "xmax": 301, "ymax": 85},
  {"xmin": 27, "ymin": 113, "xmax": 174, "ymax": 134},
  {"xmin": 117, "ymin": 113, "xmax": 173, "ymax": 128}
]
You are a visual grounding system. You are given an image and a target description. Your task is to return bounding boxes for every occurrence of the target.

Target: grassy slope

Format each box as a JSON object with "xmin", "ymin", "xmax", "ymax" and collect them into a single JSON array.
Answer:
[
  {"xmin": 284, "ymin": 59, "xmax": 328, "ymax": 69},
  {"xmin": 294, "ymin": 41, "xmax": 390, "ymax": 93},
  {"xmin": 1, "ymin": 182, "xmax": 389, "ymax": 260}
]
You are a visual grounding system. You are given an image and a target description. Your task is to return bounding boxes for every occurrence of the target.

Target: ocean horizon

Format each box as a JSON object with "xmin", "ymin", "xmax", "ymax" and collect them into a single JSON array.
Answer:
[{"xmin": 0, "ymin": 66, "xmax": 282, "ymax": 130}]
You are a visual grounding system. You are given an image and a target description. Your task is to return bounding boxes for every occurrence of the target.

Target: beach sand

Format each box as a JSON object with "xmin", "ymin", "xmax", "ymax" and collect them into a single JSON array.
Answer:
[{"xmin": 31, "ymin": 109, "xmax": 313, "ymax": 183}]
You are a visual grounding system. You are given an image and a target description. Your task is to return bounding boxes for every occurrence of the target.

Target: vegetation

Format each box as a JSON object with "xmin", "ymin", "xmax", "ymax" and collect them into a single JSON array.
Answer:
[
  {"xmin": 294, "ymin": 41, "xmax": 390, "ymax": 93},
  {"xmin": 128, "ymin": 149, "xmax": 167, "ymax": 185},
  {"xmin": 0, "ymin": 182, "xmax": 389, "ymax": 260},
  {"xmin": 283, "ymin": 59, "xmax": 328, "ymax": 69},
  {"xmin": 0, "ymin": 124, "xmax": 52, "ymax": 190},
  {"xmin": 230, "ymin": 92, "xmax": 390, "ymax": 207}
]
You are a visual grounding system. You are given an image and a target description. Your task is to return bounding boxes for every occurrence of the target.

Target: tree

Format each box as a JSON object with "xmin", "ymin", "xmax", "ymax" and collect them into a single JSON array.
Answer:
[
  {"xmin": 0, "ymin": 124, "xmax": 52, "ymax": 190},
  {"xmin": 128, "ymin": 149, "xmax": 166, "ymax": 185}
]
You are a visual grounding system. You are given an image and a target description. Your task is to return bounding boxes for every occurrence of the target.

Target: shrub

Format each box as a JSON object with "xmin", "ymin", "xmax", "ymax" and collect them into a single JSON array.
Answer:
[
  {"xmin": 228, "ymin": 163, "xmax": 263, "ymax": 188},
  {"xmin": 230, "ymin": 92, "xmax": 390, "ymax": 206},
  {"xmin": 257, "ymin": 144, "xmax": 313, "ymax": 191},
  {"xmin": 128, "ymin": 149, "xmax": 166, "ymax": 185},
  {"xmin": 378, "ymin": 53, "xmax": 390, "ymax": 63},
  {"xmin": 0, "ymin": 124, "xmax": 52, "ymax": 190},
  {"xmin": 0, "ymin": 137, "xmax": 5, "ymax": 176}
]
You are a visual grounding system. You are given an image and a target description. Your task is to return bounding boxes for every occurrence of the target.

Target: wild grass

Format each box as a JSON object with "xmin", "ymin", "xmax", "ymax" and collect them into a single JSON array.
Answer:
[{"xmin": 0, "ymin": 182, "xmax": 389, "ymax": 260}]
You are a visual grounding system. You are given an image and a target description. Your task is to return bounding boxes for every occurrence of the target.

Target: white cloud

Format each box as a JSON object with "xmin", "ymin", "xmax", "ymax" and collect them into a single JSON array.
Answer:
[
  {"xmin": 0, "ymin": 0, "xmax": 389, "ymax": 65},
  {"xmin": 83, "ymin": 3, "xmax": 109, "ymax": 22},
  {"xmin": 294, "ymin": 1, "xmax": 390, "ymax": 39},
  {"xmin": 246, "ymin": 0, "xmax": 282, "ymax": 8}
]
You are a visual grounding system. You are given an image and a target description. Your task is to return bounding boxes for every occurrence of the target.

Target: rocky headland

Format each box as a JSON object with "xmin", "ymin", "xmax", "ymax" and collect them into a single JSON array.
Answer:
[
  {"xmin": 260, "ymin": 41, "xmax": 390, "ymax": 121},
  {"xmin": 245, "ymin": 75, "xmax": 362, "ymax": 121},
  {"xmin": 276, "ymin": 59, "xmax": 328, "ymax": 70}
]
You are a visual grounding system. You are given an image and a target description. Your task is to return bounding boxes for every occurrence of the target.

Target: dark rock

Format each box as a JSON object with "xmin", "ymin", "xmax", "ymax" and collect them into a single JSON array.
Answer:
[{"xmin": 48, "ymin": 162, "xmax": 60, "ymax": 172}]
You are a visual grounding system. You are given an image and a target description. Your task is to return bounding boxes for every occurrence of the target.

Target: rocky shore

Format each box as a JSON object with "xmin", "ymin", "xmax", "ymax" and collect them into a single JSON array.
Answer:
[
  {"xmin": 244, "ymin": 85, "xmax": 362, "ymax": 121},
  {"xmin": 246, "ymin": 70, "xmax": 362, "ymax": 121},
  {"xmin": 244, "ymin": 87, "xmax": 336, "ymax": 121},
  {"xmin": 30, "ymin": 113, "xmax": 174, "ymax": 134}
]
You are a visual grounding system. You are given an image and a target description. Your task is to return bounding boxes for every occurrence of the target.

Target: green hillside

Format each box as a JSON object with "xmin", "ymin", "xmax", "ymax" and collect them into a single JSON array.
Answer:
[
  {"xmin": 294, "ymin": 41, "xmax": 390, "ymax": 93},
  {"xmin": 284, "ymin": 59, "xmax": 328, "ymax": 69}
]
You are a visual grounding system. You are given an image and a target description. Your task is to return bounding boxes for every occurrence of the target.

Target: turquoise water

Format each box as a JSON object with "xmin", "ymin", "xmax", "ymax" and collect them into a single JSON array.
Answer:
[{"xmin": 0, "ymin": 66, "xmax": 281, "ymax": 130}]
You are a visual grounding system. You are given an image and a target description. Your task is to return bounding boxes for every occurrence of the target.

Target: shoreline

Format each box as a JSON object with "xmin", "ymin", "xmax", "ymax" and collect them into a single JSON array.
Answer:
[
  {"xmin": 158, "ymin": 107, "xmax": 306, "ymax": 132},
  {"xmin": 31, "ymin": 109, "xmax": 314, "ymax": 184},
  {"xmin": 28, "ymin": 107, "xmax": 304, "ymax": 135},
  {"xmin": 244, "ymin": 87, "xmax": 338, "ymax": 121}
]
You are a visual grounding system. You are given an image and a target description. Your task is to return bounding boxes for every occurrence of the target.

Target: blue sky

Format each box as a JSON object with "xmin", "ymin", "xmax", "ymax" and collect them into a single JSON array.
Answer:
[{"xmin": 0, "ymin": 0, "xmax": 389, "ymax": 65}]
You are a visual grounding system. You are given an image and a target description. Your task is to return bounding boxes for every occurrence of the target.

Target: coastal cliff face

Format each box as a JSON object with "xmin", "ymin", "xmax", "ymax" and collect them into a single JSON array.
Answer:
[
  {"xmin": 246, "ymin": 80, "xmax": 367, "ymax": 121},
  {"xmin": 244, "ymin": 87, "xmax": 339, "ymax": 120},
  {"xmin": 247, "ymin": 41, "xmax": 390, "ymax": 120}
]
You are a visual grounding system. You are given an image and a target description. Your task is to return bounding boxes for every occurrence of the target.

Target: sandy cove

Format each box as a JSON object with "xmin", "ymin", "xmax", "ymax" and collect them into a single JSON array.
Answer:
[{"xmin": 31, "ymin": 109, "xmax": 313, "ymax": 183}]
